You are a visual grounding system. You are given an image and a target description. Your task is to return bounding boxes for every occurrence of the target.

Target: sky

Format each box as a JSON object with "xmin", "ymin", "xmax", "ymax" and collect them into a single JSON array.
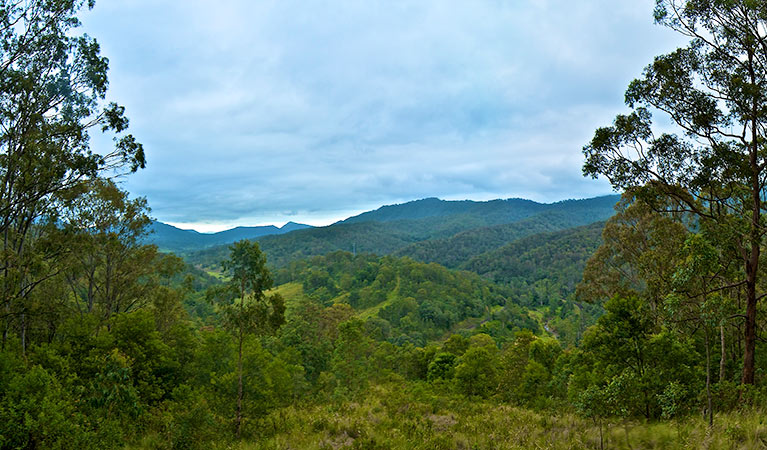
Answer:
[{"xmin": 80, "ymin": 1, "xmax": 686, "ymax": 232}]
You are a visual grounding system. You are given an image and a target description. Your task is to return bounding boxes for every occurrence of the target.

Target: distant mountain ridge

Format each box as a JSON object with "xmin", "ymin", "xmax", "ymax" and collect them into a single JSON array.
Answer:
[
  {"xmin": 182, "ymin": 194, "xmax": 620, "ymax": 269},
  {"xmin": 339, "ymin": 197, "xmax": 544, "ymax": 225},
  {"xmin": 147, "ymin": 221, "xmax": 312, "ymax": 252}
]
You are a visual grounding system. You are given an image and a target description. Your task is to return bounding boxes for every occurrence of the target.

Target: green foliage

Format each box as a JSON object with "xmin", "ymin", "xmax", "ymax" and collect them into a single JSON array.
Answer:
[
  {"xmin": 573, "ymin": 296, "xmax": 699, "ymax": 419},
  {"xmin": 427, "ymin": 352, "xmax": 457, "ymax": 382},
  {"xmin": 454, "ymin": 336, "xmax": 499, "ymax": 398},
  {"xmin": 0, "ymin": 365, "xmax": 94, "ymax": 449},
  {"xmin": 584, "ymin": 0, "xmax": 767, "ymax": 386},
  {"xmin": 109, "ymin": 310, "xmax": 179, "ymax": 404},
  {"xmin": 207, "ymin": 240, "xmax": 287, "ymax": 438},
  {"xmin": 330, "ymin": 318, "xmax": 375, "ymax": 394},
  {"xmin": 0, "ymin": 0, "xmax": 145, "ymax": 357},
  {"xmin": 274, "ymin": 251, "xmax": 538, "ymax": 344},
  {"xmin": 145, "ymin": 385, "xmax": 218, "ymax": 450},
  {"xmin": 442, "ymin": 334, "xmax": 469, "ymax": 356}
]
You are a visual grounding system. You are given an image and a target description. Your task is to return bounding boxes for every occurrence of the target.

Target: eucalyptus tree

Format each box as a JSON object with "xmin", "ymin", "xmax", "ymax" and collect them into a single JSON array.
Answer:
[
  {"xmin": 577, "ymin": 195, "xmax": 689, "ymax": 318},
  {"xmin": 0, "ymin": 0, "xmax": 144, "ymax": 352},
  {"xmin": 60, "ymin": 179, "xmax": 156, "ymax": 321},
  {"xmin": 665, "ymin": 234, "xmax": 735, "ymax": 427},
  {"xmin": 583, "ymin": 0, "xmax": 767, "ymax": 385},
  {"xmin": 208, "ymin": 240, "xmax": 285, "ymax": 439}
]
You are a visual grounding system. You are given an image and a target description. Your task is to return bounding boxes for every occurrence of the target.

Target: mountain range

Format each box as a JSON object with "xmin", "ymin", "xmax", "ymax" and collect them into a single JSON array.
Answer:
[{"xmin": 170, "ymin": 194, "xmax": 620, "ymax": 270}]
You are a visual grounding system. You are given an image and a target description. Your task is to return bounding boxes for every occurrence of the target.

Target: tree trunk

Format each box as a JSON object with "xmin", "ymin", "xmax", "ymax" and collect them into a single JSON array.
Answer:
[
  {"xmin": 705, "ymin": 329, "xmax": 713, "ymax": 428},
  {"xmin": 236, "ymin": 325, "xmax": 243, "ymax": 439},
  {"xmin": 742, "ymin": 270, "xmax": 757, "ymax": 385},
  {"xmin": 719, "ymin": 323, "xmax": 726, "ymax": 383},
  {"xmin": 596, "ymin": 418, "xmax": 603, "ymax": 450},
  {"xmin": 236, "ymin": 280, "xmax": 245, "ymax": 439},
  {"xmin": 743, "ymin": 54, "xmax": 760, "ymax": 387},
  {"xmin": 20, "ymin": 310, "xmax": 26, "ymax": 359}
]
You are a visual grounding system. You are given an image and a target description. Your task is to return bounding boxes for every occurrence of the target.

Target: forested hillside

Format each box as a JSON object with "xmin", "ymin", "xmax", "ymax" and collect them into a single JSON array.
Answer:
[
  {"xmin": 273, "ymin": 252, "xmax": 539, "ymax": 346},
  {"xmin": 339, "ymin": 197, "xmax": 545, "ymax": 224},
  {"xmin": 394, "ymin": 208, "xmax": 610, "ymax": 268},
  {"xmin": 185, "ymin": 194, "xmax": 618, "ymax": 270},
  {"xmin": 466, "ymin": 221, "xmax": 604, "ymax": 289}
]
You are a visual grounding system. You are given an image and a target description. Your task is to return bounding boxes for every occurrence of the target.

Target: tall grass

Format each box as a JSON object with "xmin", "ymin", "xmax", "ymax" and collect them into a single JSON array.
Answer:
[{"xmin": 214, "ymin": 382, "xmax": 767, "ymax": 450}]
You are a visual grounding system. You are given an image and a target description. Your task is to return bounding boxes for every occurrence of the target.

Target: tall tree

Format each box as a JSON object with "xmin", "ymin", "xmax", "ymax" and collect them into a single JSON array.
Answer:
[
  {"xmin": 209, "ymin": 240, "xmax": 285, "ymax": 439},
  {"xmin": 577, "ymin": 195, "xmax": 689, "ymax": 317},
  {"xmin": 665, "ymin": 234, "xmax": 734, "ymax": 427},
  {"xmin": 0, "ymin": 0, "xmax": 144, "ymax": 353},
  {"xmin": 60, "ymin": 179, "xmax": 154, "ymax": 319},
  {"xmin": 583, "ymin": 0, "xmax": 767, "ymax": 385}
]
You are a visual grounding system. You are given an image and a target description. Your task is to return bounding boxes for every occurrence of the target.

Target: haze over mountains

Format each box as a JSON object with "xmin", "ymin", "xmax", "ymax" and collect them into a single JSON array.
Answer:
[{"xmin": 148, "ymin": 220, "xmax": 312, "ymax": 252}]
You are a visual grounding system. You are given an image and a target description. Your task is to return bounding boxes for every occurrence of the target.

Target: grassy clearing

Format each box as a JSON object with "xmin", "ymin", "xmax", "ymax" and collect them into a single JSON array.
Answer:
[
  {"xmin": 357, "ymin": 296, "xmax": 394, "ymax": 321},
  {"xmin": 357, "ymin": 276, "xmax": 402, "ymax": 321},
  {"xmin": 270, "ymin": 282, "xmax": 307, "ymax": 309},
  {"xmin": 205, "ymin": 269, "xmax": 228, "ymax": 281},
  {"xmin": 224, "ymin": 382, "xmax": 767, "ymax": 450}
]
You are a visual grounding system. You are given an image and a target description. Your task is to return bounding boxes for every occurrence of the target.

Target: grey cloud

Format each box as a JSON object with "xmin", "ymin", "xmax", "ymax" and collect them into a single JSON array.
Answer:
[{"xmin": 82, "ymin": 0, "xmax": 685, "ymax": 228}]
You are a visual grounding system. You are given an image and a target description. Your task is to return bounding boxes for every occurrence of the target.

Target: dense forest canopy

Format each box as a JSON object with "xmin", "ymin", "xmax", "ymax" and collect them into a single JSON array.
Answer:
[{"xmin": 2, "ymin": 1, "xmax": 767, "ymax": 449}]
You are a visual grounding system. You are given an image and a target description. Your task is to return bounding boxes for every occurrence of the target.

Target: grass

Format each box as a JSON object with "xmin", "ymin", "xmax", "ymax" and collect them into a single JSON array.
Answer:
[
  {"xmin": 205, "ymin": 269, "xmax": 228, "ymax": 281},
  {"xmin": 357, "ymin": 296, "xmax": 395, "ymax": 321},
  {"xmin": 270, "ymin": 282, "xmax": 308, "ymax": 310},
  {"xmin": 349, "ymin": 276, "xmax": 402, "ymax": 321},
  {"xmin": 228, "ymin": 382, "xmax": 767, "ymax": 450},
  {"xmin": 127, "ymin": 379, "xmax": 767, "ymax": 449}
]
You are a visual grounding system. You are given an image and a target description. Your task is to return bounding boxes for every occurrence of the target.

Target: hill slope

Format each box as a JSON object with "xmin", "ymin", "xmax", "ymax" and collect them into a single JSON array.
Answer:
[
  {"xmin": 340, "ymin": 197, "xmax": 545, "ymax": 225},
  {"xmin": 273, "ymin": 251, "xmax": 539, "ymax": 345},
  {"xmin": 394, "ymin": 195, "xmax": 618, "ymax": 268},
  {"xmin": 464, "ymin": 221, "xmax": 605, "ymax": 317}
]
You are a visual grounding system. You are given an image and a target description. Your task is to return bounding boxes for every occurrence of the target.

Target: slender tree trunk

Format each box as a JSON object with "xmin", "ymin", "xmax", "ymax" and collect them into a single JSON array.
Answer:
[
  {"xmin": 736, "ymin": 289, "xmax": 742, "ymax": 364},
  {"xmin": 623, "ymin": 419, "xmax": 633, "ymax": 450},
  {"xmin": 2, "ymin": 316, "xmax": 7, "ymax": 349},
  {"xmin": 705, "ymin": 328, "xmax": 713, "ymax": 428},
  {"xmin": 743, "ymin": 54, "xmax": 761, "ymax": 387},
  {"xmin": 719, "ymin": 323, "xmax": 726, "ymax": 383},
  {"xmin": 236, "ymin": 325, "xmax": 243, "ymax": 439},
  {"xmin": 236, "ymin": 280, "xmax": 245, "ymax": 439},
  {"xmin": 20, "ymin": 310, "xmax": 26, "ymax": 359},
  {"xmin": 742, "ymin": 267, "xmax": 757, "ymax": 385},
  {"xmin": 87, "ymin": 265, "xmax": 94, "ymax": 313},
  {"xmin": 2, "ymin": 217, "xmax": 10, "ymax": 352},
  {"xmin": 596, "ymin": 418, "xmax": 603, "ymax": 450}
]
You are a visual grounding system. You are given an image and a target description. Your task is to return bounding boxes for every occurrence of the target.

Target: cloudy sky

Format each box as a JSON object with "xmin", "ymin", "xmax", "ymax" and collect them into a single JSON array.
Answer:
[{"xmin": 80, "ymin": 1, "xmax": 685, "ymax": 232}]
